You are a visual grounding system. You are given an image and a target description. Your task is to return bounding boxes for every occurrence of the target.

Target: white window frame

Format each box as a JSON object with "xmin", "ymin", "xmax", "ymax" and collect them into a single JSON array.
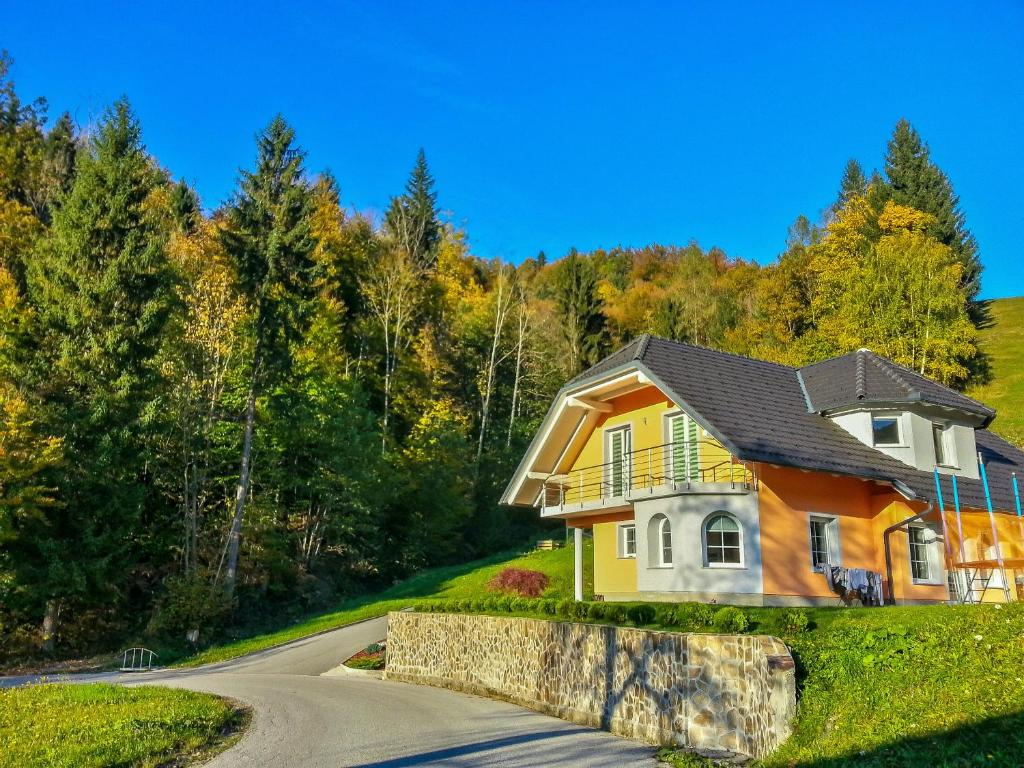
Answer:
[
  {"xmin": 604, "ymin": 424, "xmax": 632, "ymax": 497},
  {"xmin": 663, "ymin": 410, "xmax": 699, "ymax": 483},
  {"xmin": 658, "ymin": 516, "xmax": 673, "ymax": 567},
  {"xmin": 618, "ymin": 523, "xmax": 636, "ymax": 559},
  {"xmin": 702, "ymin": 513, "xmax": 744, "ymax": 569},
  {"xmin": 931, "ymin": 422, "xmax": 958, "ymax": 468},
  {"xmin": 871, "ymin": 413, "xmax": 904, "ymax": 447},
  {"xmin": 908, "ymin": 523, "xmax": 944, "ymax": 586},
  {"xmin": 808, "ymin": 514, "xmax": 841, "ymax": 572}
]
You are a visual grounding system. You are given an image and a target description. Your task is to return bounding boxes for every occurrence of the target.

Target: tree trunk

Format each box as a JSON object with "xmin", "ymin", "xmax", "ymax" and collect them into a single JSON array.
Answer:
[
  {"xmin": 223, "ymin": 362, "xmax": 259, "ymax": 599},
  {"xmin": 41, "ymin": 599, "xmax": 60, "ymax": 654}
]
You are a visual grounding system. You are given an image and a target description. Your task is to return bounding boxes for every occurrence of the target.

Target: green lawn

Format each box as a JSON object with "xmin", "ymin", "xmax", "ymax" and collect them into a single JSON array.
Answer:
[
  {"xmin": 968, "ymin": 296, "xmax": 1024, "ymax": 447},
  {"xmin": 0, "ymin": 683, "xmax": 243, "ymax": 768}
]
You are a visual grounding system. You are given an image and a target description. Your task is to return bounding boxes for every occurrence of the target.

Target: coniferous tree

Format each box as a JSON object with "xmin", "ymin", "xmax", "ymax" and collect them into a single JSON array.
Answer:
[
  {"xmin": 552, "ymin": 248, "xmax": 605, "ymax": 374},
  {"xmin": 21, "ymin": 100, "xmax": 173, "ymax": 645},
  {"xmin": 882, "ymin": 119, "xmax": 982, "ymax": 312},
  {"xmin": 384, "ymin": 148, "xmax": 440, "ymax": 268},
  {"xmin": 835, "ymin": 159, "xmax": 867, "ymax": 210},
  {"xmin": 219, "ymin": 116, "xmax": 316, "ymax": 599}
]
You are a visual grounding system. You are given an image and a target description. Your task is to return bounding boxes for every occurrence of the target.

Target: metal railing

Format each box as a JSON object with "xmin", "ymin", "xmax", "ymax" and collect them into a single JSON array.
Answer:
[
  {"xmin": 541, "ymin": 439, "xmax": 755, "ymax": 510},
  {"xmin": 120, "ymin": 647, "xmax": 158, "ymax": 672}
]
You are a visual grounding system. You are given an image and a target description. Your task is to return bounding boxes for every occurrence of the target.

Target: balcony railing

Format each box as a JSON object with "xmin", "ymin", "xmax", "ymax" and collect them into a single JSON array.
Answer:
[{"xmin": 541, "ymin": 439, "xmax": 755, "ymax": 510}]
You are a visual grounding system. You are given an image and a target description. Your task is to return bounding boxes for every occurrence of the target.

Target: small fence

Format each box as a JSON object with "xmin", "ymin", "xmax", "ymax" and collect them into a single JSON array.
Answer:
[{"xmin": 119, "ymin": 647, "xmax": 158, "ymax": 672}]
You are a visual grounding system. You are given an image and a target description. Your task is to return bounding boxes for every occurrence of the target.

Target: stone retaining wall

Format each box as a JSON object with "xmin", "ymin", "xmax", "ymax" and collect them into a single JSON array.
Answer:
[{"xmin": 384, "ymin": 611, "xmax": 795, "ymax": 759}]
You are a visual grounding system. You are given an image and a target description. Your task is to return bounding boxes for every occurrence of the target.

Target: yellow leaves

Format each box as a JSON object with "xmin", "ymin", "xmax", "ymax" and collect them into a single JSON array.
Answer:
[
  {"xmin": 878, "ymin": 201, "xmax": 937, "ymax": 233},
  {"xmin": 0, "ymin": 388, "xmax": 63, "ymax": 524},
  {"xmin": 166, "ymin": 218, "xmax": 248, "ymax": 367},
  {"xmin": 0, "ymin": 196, "xmax": 41, "ymax": 275},
  {"xmin": 435, "ymin": 229, "xmax": 482, "ymax": 307},
  {"xmin": 402, "ymin": 397, "xmax": 470, "ymax": 463}
]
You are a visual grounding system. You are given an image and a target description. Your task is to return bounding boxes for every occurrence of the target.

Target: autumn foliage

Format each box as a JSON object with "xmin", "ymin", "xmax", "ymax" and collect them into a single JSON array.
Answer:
[{"xmin": 487, "ymin": 568, "xmax": 550, "ymax": 598}]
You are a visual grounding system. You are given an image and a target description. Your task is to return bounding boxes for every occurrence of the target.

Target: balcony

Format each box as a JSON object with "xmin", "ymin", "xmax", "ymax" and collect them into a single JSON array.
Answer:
[{"xmin": 541, "ymin": 439, "xmax": 755, "ymax": 516}]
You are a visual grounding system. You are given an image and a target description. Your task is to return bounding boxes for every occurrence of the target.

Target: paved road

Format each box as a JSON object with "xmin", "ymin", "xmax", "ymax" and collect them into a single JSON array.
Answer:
[{"xmin": 4, "ymin": 616, "xmax": 659, "ymax": 767}]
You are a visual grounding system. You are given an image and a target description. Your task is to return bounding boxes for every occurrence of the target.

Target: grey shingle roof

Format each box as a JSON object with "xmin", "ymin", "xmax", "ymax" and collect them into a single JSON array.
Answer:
[
  {"xmin": 572, "ymin": 336, "xmax": 1023, "ymax": 514},
  {"xmin": 799, "ymin": 349, "xmax": 995, "ymax": 422}
]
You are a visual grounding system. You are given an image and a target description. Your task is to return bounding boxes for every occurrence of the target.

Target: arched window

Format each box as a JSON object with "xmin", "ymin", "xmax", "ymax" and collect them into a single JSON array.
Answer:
[
  {"xmin": 704, "ymin": 514, "xmax": 742, "ymax": 567},
  {"xmin": 648, "ymin": 513, "xmax": 673, "ymax": 567}
]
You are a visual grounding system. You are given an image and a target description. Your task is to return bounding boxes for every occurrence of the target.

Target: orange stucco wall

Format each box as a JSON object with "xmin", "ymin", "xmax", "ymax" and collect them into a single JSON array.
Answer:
[
  {"xmin": 759, "ymin": 464, "xmax": 1023, "ymax": 603},
  {"xmin": 758, "ymin": 465, "xmax": 883, "ymax": 599}
]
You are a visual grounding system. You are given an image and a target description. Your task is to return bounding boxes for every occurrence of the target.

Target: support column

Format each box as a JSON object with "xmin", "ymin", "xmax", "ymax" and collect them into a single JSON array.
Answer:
[{"xmin": 574, "ymin": 526, "xmax": 584, "ymax": 601}]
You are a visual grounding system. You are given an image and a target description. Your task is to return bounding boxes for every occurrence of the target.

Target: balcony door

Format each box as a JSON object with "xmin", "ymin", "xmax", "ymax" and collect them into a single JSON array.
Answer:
[
  {"xmin": 667, "ymin": 412, "xmax": 700, "ymax": 482},
  {"xmin": 604, "ymin": 425, "xmax": 632, "ymax": 497}
]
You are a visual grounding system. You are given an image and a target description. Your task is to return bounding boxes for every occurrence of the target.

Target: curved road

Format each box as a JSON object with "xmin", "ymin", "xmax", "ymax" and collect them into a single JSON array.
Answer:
[{"xmin": 5, "ymin": 617, "xmax": 659, "ymax": 767}]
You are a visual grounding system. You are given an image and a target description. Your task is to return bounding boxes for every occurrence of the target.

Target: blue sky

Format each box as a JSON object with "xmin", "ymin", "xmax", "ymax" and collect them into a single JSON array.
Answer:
[{"xmin": 7, "ymin": 2, "xmax": 1023, "ymax": 298}]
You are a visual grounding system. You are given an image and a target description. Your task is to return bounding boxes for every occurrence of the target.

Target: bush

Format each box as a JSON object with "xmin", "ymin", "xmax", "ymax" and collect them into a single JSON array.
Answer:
[
  {"xmin": 674, "ymin": 602, "xmax": 714, "ymax": 629},
  {"xmin": 539, "ymin": 599, "xmax": 558, "ymax": 615},
  {"xmin": 604, "ymin": 604, "xmax": 627, "ymax": 624},
  {"xmin": 487, "ymin": 567, "xmax": 551, "ymax": 598},
  {"xmin": 555, "ymin": 598, "xmax": 575, "ymax": 618},
  {"xmin": 780, "ymin": 608, "xmax": 810, "ymax": 634},
  {"xmin": 147, "ymin": 575, "xmax": 233, "ymax": 641},
  {"xmin": 711, "ymin": 606, "xmax": 749, "ymax": 633},
  {"xmin": 510, "ymin": 597, "xmax": 531, "ymax": 613},
  {"xmin": 587, "ymin": 602, "xmax": 608, "ymax": 621},
  {"xmin": 655, "ymin": 604, "xmax": 676, "ymax": 626},
  {"xmin": 626, "ymin": 604, "xmax": 657, "ymax": 626}
]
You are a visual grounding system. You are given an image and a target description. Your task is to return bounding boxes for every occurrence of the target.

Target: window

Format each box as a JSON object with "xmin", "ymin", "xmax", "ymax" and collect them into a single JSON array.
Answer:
[
  {"xmin": 619, "ymin": 524, "xmax": 636, "ymax": 558},
  {"xmin": 872, "ymin": 415, "xmax": 901, "ymax": 446},
  {"xmin": 809, "ymin": 515, "xmax": 840, "ymax": 571},
  {"xmin": 666, "ymin": 412, "xmax": 700, "ymax": 482},
  {"xmin": 659, "ymin": 517, "xmax": 673, "ymax": 566},
  {"xmin": 909, "ymin": 525, "xmax": 930, "ymax": 581},
  {"xmin": 932, "ymin": 423, "xmax": 954, "ymax": 467},
  {"xmin": 704, "ymin": 514, "xmax": 742, "ymax": 566},
  {"xmin": 605, "ymin": 425, "xmax": 632, "ymax": 496}
]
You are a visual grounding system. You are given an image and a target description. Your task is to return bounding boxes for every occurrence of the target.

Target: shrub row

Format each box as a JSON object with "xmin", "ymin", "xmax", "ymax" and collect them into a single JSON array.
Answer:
[{"xmin": 411, "ymin": 597, "xmax": 788, "ymax": 635}]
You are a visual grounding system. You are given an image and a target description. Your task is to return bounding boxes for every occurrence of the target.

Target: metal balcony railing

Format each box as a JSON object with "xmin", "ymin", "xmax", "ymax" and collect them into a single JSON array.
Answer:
[{"xmin": 541, "ymin": 439, "xmax": 755, "ymax": 510}]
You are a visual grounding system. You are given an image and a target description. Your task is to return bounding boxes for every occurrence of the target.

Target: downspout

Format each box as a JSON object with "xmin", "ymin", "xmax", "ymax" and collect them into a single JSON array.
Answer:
[{"xmin": 883, "ymin": 501, "xmax": 934, "ymax": 606}]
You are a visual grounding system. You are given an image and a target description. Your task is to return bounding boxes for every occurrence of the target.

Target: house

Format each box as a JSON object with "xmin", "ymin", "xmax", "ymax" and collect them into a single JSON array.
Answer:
[{"xmin": 501, "ymin": 335, "xmax": 1024, "ymax": 606}]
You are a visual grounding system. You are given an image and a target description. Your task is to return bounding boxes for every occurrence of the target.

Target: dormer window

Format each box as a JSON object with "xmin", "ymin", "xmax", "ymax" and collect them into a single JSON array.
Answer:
[
  {"xmin": 871, "ymin": 415, "xmax": 901, "ymax": 446},
  {"xmin": 932, "ymin": 423, "xmax": 956, "ymax": 467}
]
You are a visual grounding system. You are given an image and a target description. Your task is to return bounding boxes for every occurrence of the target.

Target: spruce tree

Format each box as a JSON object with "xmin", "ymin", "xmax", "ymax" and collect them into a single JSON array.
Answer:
[
  {"xmin": 883, "ymin": 119, "xmax": 982, "ymax": 311},
  {"xmin": 22, "ymin": 99, "xmax": 173, "ymax": 644},
  {"xmin": 835, "ymin": 159, "xmax": 867, "ymax": 209},
  {"xmin": 552, "ymin": 248, "xmax": 606, "ymax": 374},
  {"xmin": 384, "ymin": 148, "xmax": 440, "ymax": 267},
  {"xmin": 219, "ymin": 115, "xmax": 316, "ymax": 599}
]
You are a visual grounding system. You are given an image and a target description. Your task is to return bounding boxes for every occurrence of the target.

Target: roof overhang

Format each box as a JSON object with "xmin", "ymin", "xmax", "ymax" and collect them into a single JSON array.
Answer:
[
  {"xmin": 500, "ymin": 366, "xmax": 654, "ymax": 507},
  {"xmin": 500, "ymin": 361, "xmax": 742, "ymax": 507}
]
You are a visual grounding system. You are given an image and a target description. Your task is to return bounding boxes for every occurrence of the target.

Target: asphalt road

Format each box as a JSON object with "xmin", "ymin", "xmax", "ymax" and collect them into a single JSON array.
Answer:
[{"xmin": 4, "ymin": 616, "xmax": 659, "ymax": 767}]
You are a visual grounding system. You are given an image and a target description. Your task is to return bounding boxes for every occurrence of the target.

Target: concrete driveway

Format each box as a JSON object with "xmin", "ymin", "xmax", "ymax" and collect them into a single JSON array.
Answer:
[{"xmin": 4, "ymin": 616, "xmax": 659, "ymax": 767}]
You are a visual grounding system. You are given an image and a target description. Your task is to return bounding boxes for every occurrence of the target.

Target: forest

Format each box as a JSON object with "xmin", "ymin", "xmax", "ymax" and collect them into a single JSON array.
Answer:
[{"xmin": 0, "ymin": 52, "xmax": 987, "ymax": 657}]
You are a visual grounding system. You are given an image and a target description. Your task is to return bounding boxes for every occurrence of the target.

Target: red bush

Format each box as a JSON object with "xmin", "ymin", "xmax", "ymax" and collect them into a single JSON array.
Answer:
[{"xmin": 487, "ymin": 567, "xmax": 550, "ymax": 598}]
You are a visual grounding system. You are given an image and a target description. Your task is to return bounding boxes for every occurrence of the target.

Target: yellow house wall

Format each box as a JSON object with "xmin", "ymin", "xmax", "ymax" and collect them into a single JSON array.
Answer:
[
  {"xmin": 566, "ymin": 385, "xmax": 731, "ymax": 475},
  {"xmin": 593, "ymin": 521, "xmax": 638, "ymax": 595},
  {"xmin": 567, "ymin": 387, "xmax": 675, "ymax": 473}
]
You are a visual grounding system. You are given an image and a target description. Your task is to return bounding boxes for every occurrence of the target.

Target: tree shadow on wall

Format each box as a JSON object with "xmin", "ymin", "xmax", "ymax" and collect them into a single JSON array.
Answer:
[{"xmin": 793, "ymin": 709, "xmax": 1024, "ymax": 767}]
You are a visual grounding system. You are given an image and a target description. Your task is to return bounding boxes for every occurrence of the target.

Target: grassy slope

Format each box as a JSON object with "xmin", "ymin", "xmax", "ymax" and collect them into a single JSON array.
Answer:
[
  {"xmin": 177, "ymin": 542, "xmax": 590, "ymax": 667},
  {"xmin": 968, "ymin": 296, "xmax": 1024, "ymax": 447},
  {"xmin": 0, "ymin": 683, "xmax": 242, "ymax": 768},
  {"xmin": 177, "ymin": 543, "xmax": 1024, "ymax": 765}
]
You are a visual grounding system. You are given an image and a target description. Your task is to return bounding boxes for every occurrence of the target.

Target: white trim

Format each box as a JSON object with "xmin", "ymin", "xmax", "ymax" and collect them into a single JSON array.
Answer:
[
  {"xmin": 604, "ymin": 423, "xmax": 632, "ymax": 497},
  {"xmin": 658, "ymin": 516, "xmax": 673, "ymax": 567},
  {"xmin": 871, "ymin": 413, "xmax": 906, "ymax": 448},
  {"xmin": 908, "ymin": 523, "xmax": 944, "ymax": 586},
  {"xmin": 618, "ymin": 523, "xmax": 637, "ymax": 559},
  {"xmin": 931, "ymin": 421, "xmax": 959, "ymax": 469},
  {"xmin": 701, "ymin": 512, "xmax": 744, "ymax": 569},
  {"xmin": 566, "ymin": 396, "xmax": 613, "ymax": 412},
  {"xmin": 807, "ymin": 513, "xmax": 841, "ymax": 572}
]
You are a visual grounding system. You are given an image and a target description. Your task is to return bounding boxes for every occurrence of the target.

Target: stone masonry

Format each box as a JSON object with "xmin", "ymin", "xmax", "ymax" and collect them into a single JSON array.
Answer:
[{"xmin": 384, "ymin": 612, "xmax": 796, "ymax": 759}]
